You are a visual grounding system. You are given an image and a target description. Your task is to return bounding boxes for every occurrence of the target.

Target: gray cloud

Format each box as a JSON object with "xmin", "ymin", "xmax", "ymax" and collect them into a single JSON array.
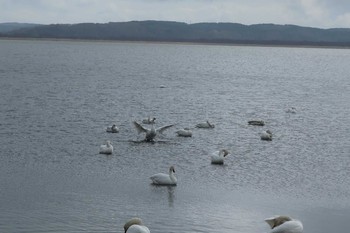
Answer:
[{"xmin": 1, "ymin": 0, "xmax": 349, "ymax": 28}]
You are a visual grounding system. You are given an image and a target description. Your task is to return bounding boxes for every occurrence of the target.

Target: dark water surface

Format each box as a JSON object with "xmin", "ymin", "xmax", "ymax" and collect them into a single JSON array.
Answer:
[{"xmin": 1, "ymin": 39, "xmax": 349, "ymax": 233}]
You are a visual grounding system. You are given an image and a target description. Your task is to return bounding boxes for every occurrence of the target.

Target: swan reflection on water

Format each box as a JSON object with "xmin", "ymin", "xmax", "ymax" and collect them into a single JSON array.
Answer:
[{"xmin": 150, "ymin": 184, "xmax": 176, "ymax": 207}]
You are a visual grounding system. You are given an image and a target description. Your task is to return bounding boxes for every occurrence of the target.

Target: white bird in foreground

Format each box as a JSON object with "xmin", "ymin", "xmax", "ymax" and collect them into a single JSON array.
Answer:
[
  {"xmin": 211, "ymin": 149, "xmax": 229, "ymax": 164},
  {"xmin": 106, "ymin": 124, "xmax": 119, "ymax": 133},
  {"xmin": 150, "ymin": 166, "xmax": 177, "ymax": 185},
  {"xmin": 133, "ymin": 121, "xmax": 174, "ymax": 142},
  {"xmin": 176, "ymin": 128, "xmax": 193, "ymax": 137},
  {"xmin": 124, "ymin": 218, "xmax": 150, "ymax": 233},
  {"xmin": 265, "ymin": 216, "xmax": 303, "ymax": 233},
  {"xmin": 142, "ymin": 117, "xmax": 156, "ymax": 124},
  {"xmin": 99, "ymin": 140, "xmax": 113, "ymax": 154},
  {"xmin": 196, "ymin": 120, "xmax": 215, "ymax": 128},
  {"xmin": 260, "ymin": 130, "xmax": 273, "ymax": 141}
]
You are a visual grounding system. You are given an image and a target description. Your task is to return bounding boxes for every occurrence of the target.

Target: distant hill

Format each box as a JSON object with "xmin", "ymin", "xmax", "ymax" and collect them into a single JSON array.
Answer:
[
  {"xmin": 1, "ymin": 20, "xmax": 350, "ymax": 47},
  {"xmin": 0, "ymin": 22, "xmax": 42, "ymax": 33}
]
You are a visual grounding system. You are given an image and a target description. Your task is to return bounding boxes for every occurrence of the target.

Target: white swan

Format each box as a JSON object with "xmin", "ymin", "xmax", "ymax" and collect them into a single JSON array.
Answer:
[
  {"xmin": 142, "ymin": 117, "xmax": 156, "ymax": 124},
  {"xmin": 265, "ymin": 216, "xmax": 303, "ymax": 233},
  {"xmin": 133, "ymin": 121, "xmax": 174, "ymax": 142},
  {"xmin": 124, "ymin": 218, "xmax": 150, "ymax": 233},
  {"xmin": 260, "ymin": 130, "xmax": 273, "ymax": 141},
  {"xmin": 150, "ymin": 166, "xmax": 177, "ymax": 185},
  {"xmin": 196, "ymin": 120, "xmax": 215, "ymax": 128},
  {"xmin": 106, "ymin": 124, "xmax": 119, "ymax": 133},
  {"xmin": 176, "ymin": 128, "xmax": 192, "ymax": 137},
  {"xmin": 211, "ymin": 149, "xmax": 229, "ymax": 164},
  {"xmin": 99, "ymin": 140, "xmax": 113, "ymax": 154}
]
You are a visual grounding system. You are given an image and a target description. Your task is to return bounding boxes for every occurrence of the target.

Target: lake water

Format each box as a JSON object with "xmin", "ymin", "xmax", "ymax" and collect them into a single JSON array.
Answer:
[{"xmin": 0, "ymin": 39, "xmax": 349, "ymax": 233}]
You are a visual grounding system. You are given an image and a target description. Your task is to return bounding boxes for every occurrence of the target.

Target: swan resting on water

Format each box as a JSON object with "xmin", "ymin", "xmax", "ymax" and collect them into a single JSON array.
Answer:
[
  {"xmin": 124, "ymin": 217, "xmax": 150, "ymax": 233},
  {"xmin": 142, "ymin": 117, "xmax": 156, "ymax": 124},
  {"xmin": 133, "ymin": 121, "xmax": 174, "ymax": 142},
  {"xmin": 260, "ymin": 130, "xmax": 273, "ymax": 141},
  {"xmin": 196, "ymin": 120, "xmax": 215, "ymax": 128},
  {"xmin": 211, "ymin": 149, "xmax": 229, "ymax": 164},
  {"xmin": 99, "ymin": 140, "xmax": 113, "ymax": 154},
  {"xmin": 265, "ymin": 216, "xmax": 303, "ymax": 233},
  {"xmin": 176, "ymin": 128, "xmax": 193, "ymax": 137},
  {"xmin": 106, "ymin": 124, "xmax": 119, "ymax": 133},
  {"xmin": 150, "ymin": 165, "xmax": 177, "ymax": 185}
]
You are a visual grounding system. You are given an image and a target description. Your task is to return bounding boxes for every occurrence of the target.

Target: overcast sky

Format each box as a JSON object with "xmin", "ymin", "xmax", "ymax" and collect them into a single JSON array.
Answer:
[{"xmin": 1, "ymin": 0, "xmax": 350, "ymax": 29}]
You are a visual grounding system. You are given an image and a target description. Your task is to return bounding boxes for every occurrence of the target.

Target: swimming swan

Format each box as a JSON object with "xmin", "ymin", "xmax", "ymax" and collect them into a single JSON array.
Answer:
[
  {"xmin": 124, "ymin": 218, "xmax": 150, "ymax": 233},
  {"xmin": 99, "ymin": 140, "xmax": 113, "ymax": 154},
  {"xmin": 260, "ymin": 130, "xmax": 273, "ymax": 141},
  {"xmin": 265, "ymin": 216, "xmax": 303, "ymax": 233},
  {"xmin": 133, "ymin": 121, "xmax": 174, "ymax": 142},
  {"xmin": 176, "ymin": 128, "xmax": 193, "ymax": 137},
  {"xmin": 196, "ymin": 120, "xmax": 215, "ymax": 128},
  {"xmin": 211, "ymin": 149, "xmax": 229, "ymax": 164},
  {"xmin": 150, "ymin": 166, "xmax": 177, "ymax": 185},
  {"xmin": 106, "ymin": 124, "xmax": 119, "ymax": 133},
  {"xmin": 142, "ymin": 117, "xmax": 156, "ymax": 124}
]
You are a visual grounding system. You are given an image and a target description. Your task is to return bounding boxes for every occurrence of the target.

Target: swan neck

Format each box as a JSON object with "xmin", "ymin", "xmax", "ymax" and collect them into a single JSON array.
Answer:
[{"xmin": 169, "ymin": 170, "xmax": 176, "ymax": 182}]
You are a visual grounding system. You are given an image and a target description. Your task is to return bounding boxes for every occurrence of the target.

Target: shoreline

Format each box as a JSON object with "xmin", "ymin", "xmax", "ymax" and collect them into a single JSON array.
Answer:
[{"xmin": 1, "ymin": 36, "xmax": 350, "ymax": 49}]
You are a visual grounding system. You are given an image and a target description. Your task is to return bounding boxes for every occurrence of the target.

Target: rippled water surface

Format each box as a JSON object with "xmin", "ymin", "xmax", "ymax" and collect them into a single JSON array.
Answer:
[{"xmin": 1, "ymin": 39, "xmax": 350, "ymax": 233}]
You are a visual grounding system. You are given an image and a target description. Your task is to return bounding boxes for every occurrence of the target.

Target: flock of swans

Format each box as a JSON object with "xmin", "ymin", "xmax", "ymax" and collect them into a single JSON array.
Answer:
[{"xmin": 101, "ymin": 109, "xmax": 302, "ymax": 233}]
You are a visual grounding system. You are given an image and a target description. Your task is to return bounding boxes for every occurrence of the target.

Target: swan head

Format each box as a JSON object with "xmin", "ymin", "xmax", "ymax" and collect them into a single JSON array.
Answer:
[
  {"xmin": 219, "ymin": 149, "xmax": 229, "ymax": 157},
  {"xmin": 124, "ymin": 218, "xmax": 143, "ymax": 233},
  {"xmin": 106, "ymin": 140, "xmax": 112, "ymax": 146},
  {"xmin": 150, "ymin": 117, "xmax": 156, "ymax": 123},
  {"xmin": 265, "ymin": 216, "xmax": 292, "ymax": 229},
  {"xmin": 169, "ymin": 166, "xmax": 175, "ymax": 173}
]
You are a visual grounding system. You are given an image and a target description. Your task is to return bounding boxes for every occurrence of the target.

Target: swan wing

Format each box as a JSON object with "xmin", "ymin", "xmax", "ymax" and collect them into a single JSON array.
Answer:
[
  {"xmin": 156, "ymin": 124, "xmax": 174, "ymax": 134},
  {"xmin": 211, "ymin": 154, "xmax": 224, "ymax": 164},
  {"xmin": 270, "ymin": 220, "xmax": 303, "ymax": 233},
  {"xmin": 133, "ymin": 121, "xmax": 148, "ymax": 134},
  {"xmin": 150, "ymin": 173, "xmax": 175, "ymax": 185},
  {"xmin": 99, "ymin": 145, "xmax": 113, "ymax": 154}
]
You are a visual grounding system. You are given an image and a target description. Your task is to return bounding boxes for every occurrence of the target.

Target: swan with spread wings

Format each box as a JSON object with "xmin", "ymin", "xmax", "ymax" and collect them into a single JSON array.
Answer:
[{"xmin": 133, "ymin": 121, "xmax": 174, "ymax": 142}]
